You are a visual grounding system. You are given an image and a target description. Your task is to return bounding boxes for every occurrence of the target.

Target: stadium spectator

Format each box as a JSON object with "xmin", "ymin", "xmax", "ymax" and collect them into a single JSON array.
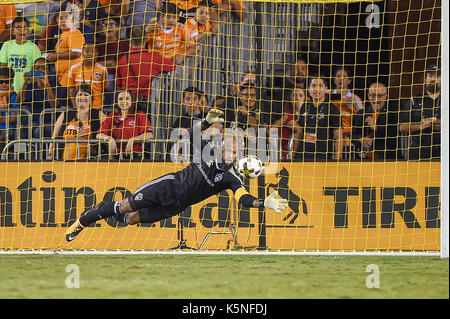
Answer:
[
  {"xmin": 211, "ymin": 94, "xmax": 226, "ymax": 109},
  {"xmin": 37, "ymin": 11, "xmax": 60, "ymax": 54},
  {"xmin": 185, "ymin": 1, "xmax": 218, "ymax": 43},
  {"xmin": 97, "ymin": 89, "xmax": 154, "ymax": 159},
  {"xmin": 0, "ymin": 4, "xmax": 17, "ymax": 45},
  {"xmin": 172, "ymin": 86, "xmax": 205, "ymax": 132},
  {"xmin": 66, "ymin": 0, "xmax": 109, "ymax": 38},
  {"xmin": 68, "ymin": 41, "xmax": 108, "ymax": 111},
  {"xmin": 61, "ymin": 1, "xmax": 93, "ymax": 41},
  {"xmin": 116, "ymin": 26, "xmax": 175, "ymax": 113},
  {"xmin": 399, "ymin": 63, "xmax": 441, "ymax": 160},
  {"xmin": 48, "ymin": 84, "xmax": 104, "ymax": 160},
  {"xmin": 145, "ymin": 2, "xmax": 197, "ymax": 65},
  {"xmin": 352, "ymin": 82, "xmax": 399, "ymax": 160},
  {"xmin": 330, "ymin": 66, "xmax": 364, "ymax": 158},
  {"xmin": 272, "ymin": 88, "xmax": 305, "ymax": 160},
  {"xmin": 166, "ymin": 0, "xmax": 218, "ymax": 24},
  {"xmin": 16, "ymin": 57, "xmax": 57, "ymax": 139},
  {"xmin": 0, "ymin": 17, "xmax": 42, "ymax": 94},
  {"xmin": 272, "ymin": 55, "xmax": 308, "ymax": 109},
  {"xmin": 95, "ymin": 16, "xmax": 129, "ymax": 77},
  {"xmin": 45, "ymin": 11, "xmax": 85, "ymax": 88},
  {"xmin": 0, "ymin": 67, "xmax": 17, "ymax": 154},
  {"xmin": 293, "ymin": 74, "xmax": 343, "ymax": 161},
  {"xmin": 288, "ymin": 56, "xmax": 309, "ymax": 90}
]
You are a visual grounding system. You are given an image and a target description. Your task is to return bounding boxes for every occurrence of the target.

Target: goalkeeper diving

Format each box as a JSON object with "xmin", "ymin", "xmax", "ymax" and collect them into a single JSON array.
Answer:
[{"xmin": 65, "ymin": 109, "xmax": 288, "ymax": 242}]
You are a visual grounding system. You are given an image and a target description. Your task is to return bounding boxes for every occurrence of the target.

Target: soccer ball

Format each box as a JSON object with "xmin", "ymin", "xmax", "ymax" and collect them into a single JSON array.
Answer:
[{"xmin": 237, "ymin": 155, "xmax": 263, "ymax": 179}]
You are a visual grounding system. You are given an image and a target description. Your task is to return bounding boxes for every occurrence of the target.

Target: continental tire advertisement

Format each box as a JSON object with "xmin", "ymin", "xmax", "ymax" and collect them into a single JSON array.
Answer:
[{"xmin": 0, "ymin": 162, "xmax": 441, "ymax": 251}]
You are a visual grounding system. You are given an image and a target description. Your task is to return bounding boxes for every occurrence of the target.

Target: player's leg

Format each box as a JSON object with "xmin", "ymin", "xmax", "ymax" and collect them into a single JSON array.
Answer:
[
  {"xmin": 65, "ymin": 198, "xmax": 134, "ymax": 242},
  {"xmin": 66, "ymin": 174, "xmax": 178, "ymax": 242}
]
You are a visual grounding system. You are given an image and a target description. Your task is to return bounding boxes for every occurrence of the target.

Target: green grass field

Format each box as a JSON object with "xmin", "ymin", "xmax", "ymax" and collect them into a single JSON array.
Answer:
[{"xmin": 0, "ymin": 254, "xmax": 447, "ymax": 299}]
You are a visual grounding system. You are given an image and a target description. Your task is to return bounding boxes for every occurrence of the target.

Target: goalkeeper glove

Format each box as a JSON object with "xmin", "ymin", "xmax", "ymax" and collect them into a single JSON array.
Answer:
[
  {"xmin": 264, "ymin": 191, "xmax": 288, "ymax": 213},
  {"xmin": 205, "ymin": 109, "xmax": 224, "ymax": 125}
]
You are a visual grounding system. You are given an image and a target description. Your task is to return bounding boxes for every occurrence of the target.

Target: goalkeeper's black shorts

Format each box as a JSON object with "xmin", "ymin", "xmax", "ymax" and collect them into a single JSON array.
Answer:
[{"xmin": 127, "ymin": 174, "xmax": 185, "ymax": 224}]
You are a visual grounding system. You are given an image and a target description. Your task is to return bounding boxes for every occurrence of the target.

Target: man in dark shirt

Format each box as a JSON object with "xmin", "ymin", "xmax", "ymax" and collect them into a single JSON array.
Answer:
[
  {"xmin": 399, "ymin": 63, "xmax": 441, "ymax": 160},
  {"xmin": 65, "ymin": 109, "xmax": 288, "ymax": 242},
  {"xmin": 352, "ymin": 82, "xmax": 399, "ymax": 160},
  {"xmin": 294, "ymin": 74, "xmax": 343, "ymax": 161}
]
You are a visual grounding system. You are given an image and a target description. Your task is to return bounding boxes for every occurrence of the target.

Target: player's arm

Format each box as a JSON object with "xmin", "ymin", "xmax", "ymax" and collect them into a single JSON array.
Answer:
[{"xmin": 234, "ymin": 187, "xmax": 288, "ymax": 213}]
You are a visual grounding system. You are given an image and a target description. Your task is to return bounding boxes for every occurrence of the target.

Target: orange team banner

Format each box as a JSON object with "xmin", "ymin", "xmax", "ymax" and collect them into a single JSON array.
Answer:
[{"xmin": 0, "ymin": 161, "xmax": 441, "ymax": 251}]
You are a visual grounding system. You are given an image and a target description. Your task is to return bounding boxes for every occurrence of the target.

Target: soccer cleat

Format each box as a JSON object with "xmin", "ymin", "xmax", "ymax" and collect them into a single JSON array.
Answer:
[{"xmin": 65, "ymin": 219, "xmax": 84, "ymax": 242}]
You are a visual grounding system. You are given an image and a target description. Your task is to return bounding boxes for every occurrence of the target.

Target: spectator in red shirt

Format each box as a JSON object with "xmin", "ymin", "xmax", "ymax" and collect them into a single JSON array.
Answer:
[
  {"xmin": 116, "ymin": 25, "xmax": 175, "ymax": 111},
  {"xmin": 97, "ymin": 89, "xmax": 154, "ymax": 160}
]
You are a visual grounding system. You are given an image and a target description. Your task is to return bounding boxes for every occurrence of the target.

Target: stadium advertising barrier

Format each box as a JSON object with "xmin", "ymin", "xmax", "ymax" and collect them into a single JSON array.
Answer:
[{"xmin": 0, "ymin": 162, "xmax": 440, "ymax": 251}]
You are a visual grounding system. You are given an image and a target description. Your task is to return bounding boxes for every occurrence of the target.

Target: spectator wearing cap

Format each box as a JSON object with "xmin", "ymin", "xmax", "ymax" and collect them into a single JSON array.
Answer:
[{"xmin": 399, "ymin": 63, "xmax": 441, "ymax": 160}]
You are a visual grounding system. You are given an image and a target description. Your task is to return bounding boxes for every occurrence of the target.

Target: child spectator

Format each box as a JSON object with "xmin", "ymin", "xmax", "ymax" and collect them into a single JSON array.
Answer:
[
  {"xmin": 46, "ymin": 11, "xmax": 85, "ymax": 88},
  {"xmin": 185, "ymin": 1, "xmax": 217, "ymax": 43},
  {"xmin": 97, "ymin": 89, "xmax": 154, "ymax": 159},
  {"xmin": 0, "ymin": 67, "xmax": 18, "ymax": 154},
  {"xmin": 48, "ymin": 84, "xmax": 104, "ymax": 160},
  {"xmin": 16, "ymin": 57, "xmax": 57, "ymax": 139},
  {"xmin": 68, "ymin": 41, "xmax": 108, "ymax": 110},
  {"xmin": 0, "ymin": 17, "xmax": 42, "ymax": 93},
  {"xmin": 166, "ymin": 0, "xmax": 218, "ymax": 24},
  {"xmin": 0, "ymin": 4, "xmax": 17, "ymax": 44},
  {"xmin": 172, "ymin": 86, "xmax": 204, "ymax": 131},
  {"xmin": 145, "ymin": 2, "xmax": 197, "ymax": 65}
]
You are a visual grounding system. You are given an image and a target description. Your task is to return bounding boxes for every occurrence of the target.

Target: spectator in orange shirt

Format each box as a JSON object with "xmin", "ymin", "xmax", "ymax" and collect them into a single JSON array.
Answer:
[
  {"xmin": 145, "ymin": 2, "xmax": 197, "ymax": 65},
  {"xmin": 185, "ymin": 1, "xmax": 217, "ymax": 43},
  {"xmin": 68, "ymin": 41, "xmax": 108, "ymax": 110},
  {"xmin": 330, "ymin": 66, "xmax": 363, "ymax": 153},
  {"xmin": 48, "ymin": 84, "xmax": 104, "ymax": 161},
  {"xmin": 46, "ymin": 11, "xmax": 85, "ymax": 88},
  {"xmin": 0, "ymin": 4, "xmax": 17, "ymax": 44}
]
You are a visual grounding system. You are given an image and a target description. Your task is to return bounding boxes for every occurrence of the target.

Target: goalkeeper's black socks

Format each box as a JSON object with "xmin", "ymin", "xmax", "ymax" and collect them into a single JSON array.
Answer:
[{"xmin": 79, "ymin": 201, "xmax": 116, "ymax": 227}]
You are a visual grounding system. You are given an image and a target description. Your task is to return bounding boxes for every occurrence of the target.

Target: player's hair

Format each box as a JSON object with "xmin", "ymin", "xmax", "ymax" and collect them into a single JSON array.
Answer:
[{"xmin": 12, "ymin": 16, "xmax": 30, "ymax": 28}]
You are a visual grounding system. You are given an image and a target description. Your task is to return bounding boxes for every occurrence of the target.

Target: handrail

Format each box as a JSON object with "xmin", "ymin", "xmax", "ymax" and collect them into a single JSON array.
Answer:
[{"xmin": 1, "ymin": 138, "xmax": 159, "ymax": 161}]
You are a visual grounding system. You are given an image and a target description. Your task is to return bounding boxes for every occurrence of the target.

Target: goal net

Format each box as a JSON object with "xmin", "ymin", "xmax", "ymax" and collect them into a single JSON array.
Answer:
[{"xmin": 0, "ymin": 0, "xmax": 447, "ymax": 256}]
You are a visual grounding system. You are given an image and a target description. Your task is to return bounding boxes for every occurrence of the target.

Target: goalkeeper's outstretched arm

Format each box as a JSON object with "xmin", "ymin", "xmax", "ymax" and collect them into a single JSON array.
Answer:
[{"xmin": 235, "ymin": 188, "xmax": 288, "ymax": 213}]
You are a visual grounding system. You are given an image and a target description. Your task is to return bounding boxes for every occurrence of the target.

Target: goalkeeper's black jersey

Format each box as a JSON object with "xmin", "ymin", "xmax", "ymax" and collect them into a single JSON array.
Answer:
[
  {"xmin": 130, "ymin": 123, "xmax": 245, "ymax": 213},
  {"xmin": 172, "ymin": 157, "xmax": 244, "ymax": 208}
]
